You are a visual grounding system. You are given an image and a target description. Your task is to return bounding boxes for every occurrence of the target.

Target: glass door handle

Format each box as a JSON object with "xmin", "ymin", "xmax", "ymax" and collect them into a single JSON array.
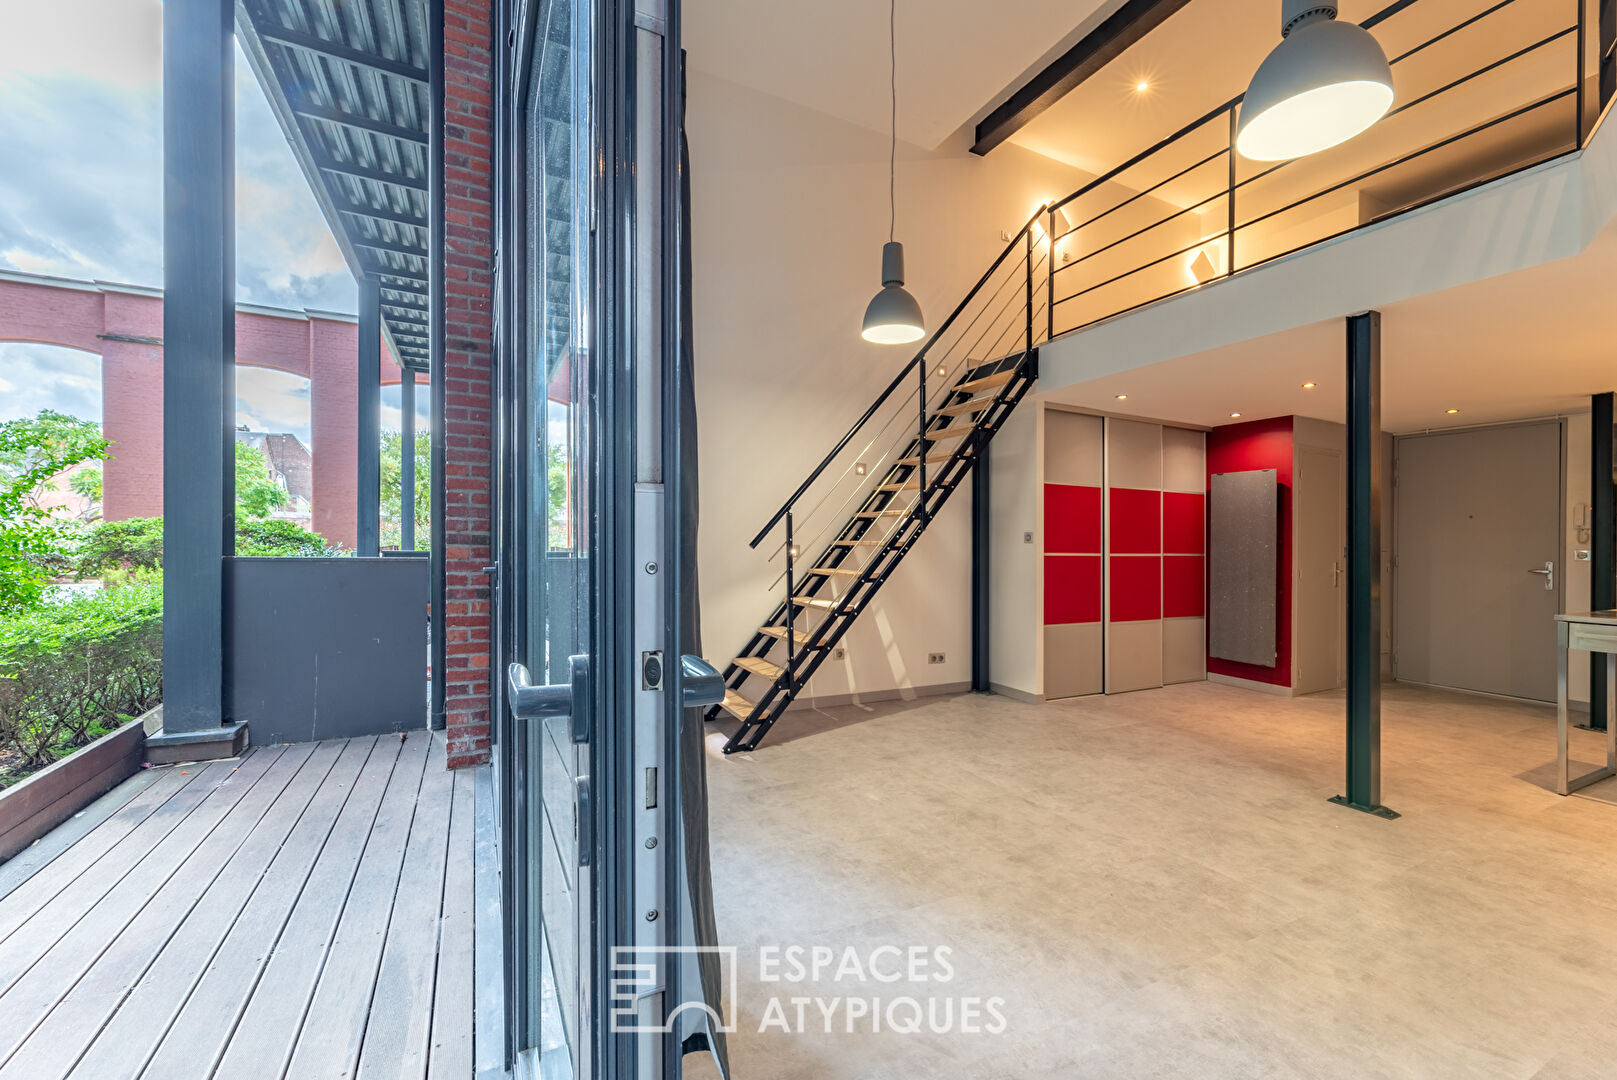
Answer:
[
  {"xmin": 681, "ymin": 655, "xmax": 726, "ymax": 708},
  {"xmin": 507, "ymin": 655, "xmax": 592, "ymax": 743}
]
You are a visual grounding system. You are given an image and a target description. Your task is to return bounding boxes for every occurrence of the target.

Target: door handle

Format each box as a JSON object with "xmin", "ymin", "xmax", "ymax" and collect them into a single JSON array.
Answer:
[
  {"xmin": 1528, "ymin": 562, "xmax": 1554, "ymax": 591},
  {"xmin": 507, "ymin": 655, "xmax": 592, "ymax": 743},
  {"xmin": 680, "ymin": 655, "xmax": 727, "ymax": 709}
]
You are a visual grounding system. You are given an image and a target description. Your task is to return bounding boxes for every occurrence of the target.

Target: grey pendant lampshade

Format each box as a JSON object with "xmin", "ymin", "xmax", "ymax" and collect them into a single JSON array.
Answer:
[
  {"xmin": 1235, "ymin": 0, "xmax": 1393, "ymax": 161},
  {"xmin": 862, "ymin": 241, "xmax": 925, "ymax": 345}
]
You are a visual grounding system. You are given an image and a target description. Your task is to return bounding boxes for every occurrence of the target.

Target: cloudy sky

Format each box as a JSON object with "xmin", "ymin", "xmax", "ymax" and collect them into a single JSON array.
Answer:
[{"xmin": 0, "ymin": 0, "xmax": 428, "ymax": 446}]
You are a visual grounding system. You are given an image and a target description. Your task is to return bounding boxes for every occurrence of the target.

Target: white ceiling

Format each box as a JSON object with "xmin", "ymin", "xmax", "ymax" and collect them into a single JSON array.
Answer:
[
  {"xmin": 1041, "ymin": 223, "xmax": 1617, "ymax": 433},
  {"xmin": 682, "ymin": 0, "xmax": 1117, "ymax": 150}
]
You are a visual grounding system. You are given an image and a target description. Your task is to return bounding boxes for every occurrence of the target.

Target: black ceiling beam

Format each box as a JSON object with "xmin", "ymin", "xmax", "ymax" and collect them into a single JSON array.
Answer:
[
  {"xmin": 293, "ymin": 98, "xmax": 428, "ymax": 146},
  {"xmin": 971, "ymin": 0, "xmax": 1194, "ymax": 156},
  {"xmin": 310, "ymin": 143, "xmax": 427, "ymax": 190},
  {"xmin": 338, "ymin": 200, "xmax": 428, "ymax": 230},
  {"xmin": 256, "ymin": 21, "xmax": 430, "ymax": 85}
]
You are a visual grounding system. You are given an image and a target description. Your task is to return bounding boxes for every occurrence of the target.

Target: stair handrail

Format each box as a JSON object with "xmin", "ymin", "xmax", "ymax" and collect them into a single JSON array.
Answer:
[{"xmin": 748, "ymin": 203, "xmax": 1049, "ymax": 550}]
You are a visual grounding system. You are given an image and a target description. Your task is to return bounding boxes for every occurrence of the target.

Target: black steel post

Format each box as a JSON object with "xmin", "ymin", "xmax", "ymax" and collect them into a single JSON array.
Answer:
[
  {"xmin": 1603, "ymin": 0, "xmax": 1615, "ymax": 110},
  {"xmin": 786, "ymin": 510, "xmax": 796, "ymax": 686},
  {"xmin": 401, "ymin": 369, "xmax": 417, "ymax": 550},
  {"xmin": 972, "ymin": 440, "xmax": 991, "ymax": 692},
  {"xmin": 1592, "ymin": 392, "xmax": 1614, "ymax": 729},
  {"xmin": 1334, "ymin": 311, "xmax": 1398, "ymax": 818},
  {"xmin": 1025, "ymin": 226, "xmax": 1034, "ymax": 349},
  {"xmin": 428, "ymin": 0, "xmax": 446, "ymax": 731},
  {"xmin": 1226, "ymin": 107, "xmax": 1236, "ymax": 275},
  {"xmin": 357, "ymin": 275, "xmax": 382, "ymax": 556},
  {"xmin": 917, "ymin": 363, "xmax": 928, "ymax": 519},
  {"xmin": 160, "ymin": 0, "xmax": 234, "ymax": 736}
]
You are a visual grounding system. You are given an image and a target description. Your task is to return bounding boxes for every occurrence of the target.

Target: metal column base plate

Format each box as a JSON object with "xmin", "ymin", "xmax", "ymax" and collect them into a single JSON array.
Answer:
[{"xmin": 1328, "ymin": 795, "xmax": 1401, "ymax": 819}]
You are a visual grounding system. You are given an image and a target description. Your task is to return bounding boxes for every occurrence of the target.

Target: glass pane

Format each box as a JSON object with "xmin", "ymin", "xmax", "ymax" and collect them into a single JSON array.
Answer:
[{"xmin": 523, "ymin": 0, "xmax": 591, "ymax": 1072}]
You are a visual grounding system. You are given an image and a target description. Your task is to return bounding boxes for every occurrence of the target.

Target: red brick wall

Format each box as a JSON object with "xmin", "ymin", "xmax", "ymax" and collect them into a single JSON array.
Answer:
[{"xmin": 440, "ymin": 0, "xmax": 496, "ymax": 769}]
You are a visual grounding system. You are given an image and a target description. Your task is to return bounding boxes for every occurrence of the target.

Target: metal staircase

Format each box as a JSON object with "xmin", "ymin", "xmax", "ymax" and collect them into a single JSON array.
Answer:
[{"xmin": 704, "ymin": 208, "xmax": 1054, "ymax": 753}]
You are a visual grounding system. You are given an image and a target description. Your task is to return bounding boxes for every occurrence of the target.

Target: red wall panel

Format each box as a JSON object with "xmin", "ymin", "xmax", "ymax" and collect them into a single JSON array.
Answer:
[
  {"xmin": 1163, "ymin": 492, "xmax": 1206, "ymax": 555},
  {"xmin": 1108, "ymin": 556, "xmax": 1162, "ymax": 622},
  {"xmin": 1108, "ymin": 488, "xmax": 1161, "ymax": 554},
  {"xmin": 1205, "ymin": 417, "xmax": 1293, "ymax": 687},
  {"xmin": 1164, "ymin": 556, "xmax": 1206, "ymax": 618},
  {"xmin": 1045, "ymin": 484, "xmax": 1102, "ymax": 554},
  {"xmin": 1045, "ymin": 555, "xmax": 1102, "ymax": 625}
]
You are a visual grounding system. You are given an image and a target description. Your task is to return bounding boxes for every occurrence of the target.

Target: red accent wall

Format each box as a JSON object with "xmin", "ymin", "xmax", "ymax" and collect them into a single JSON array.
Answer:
[
  {"xmin": 1206, "ymin": 417, "xmax": 1293, "ymax": 687},
  {"xmin": 440, "ymin": 0, "xmax": 496, "ymax": 769}
]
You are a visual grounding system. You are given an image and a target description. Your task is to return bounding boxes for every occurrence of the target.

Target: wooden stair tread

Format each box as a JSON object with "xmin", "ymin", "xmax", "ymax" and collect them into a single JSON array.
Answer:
[
  {"xmin": 793, "ymin": 596, "xmax": 838, "ymax": 610},
  {"xmin": 830, "ymin": 539, "xmax": 883, "ymax": 547},
  {"xmin": 810, "ymin": 566, "xmax": 860, "ymax": 576},
  {"xmin": 854, "ymin": 508, "xmax": 907, "ymax": 518},
  {"xmin": 758, "ymin": 626, "xmax": 792, "ymax": 640},
  {"xmin": 877, "ymin": 481, "xmax": 921, "ymax": 492},
  {"xmin": 937, "ymin": 396, "xmax": 995, "ymax": 417},
  {"xmin": 926, "ymin": 422, "xmax": 978, "ymax": 440},
  {"xmin": 734, "ymin": 656, "xmax": 785, "ymax": 679},
  {"xmin": 896, "ymin": 450, "xmax": 965, "ymax": 466},
  {"xmin": 954, "ymin": 370, "xmax": 1014, "ymax": 394},
  {"xmin": 720, "ymin": 688, "xmax": 754, "ymax": 720}
]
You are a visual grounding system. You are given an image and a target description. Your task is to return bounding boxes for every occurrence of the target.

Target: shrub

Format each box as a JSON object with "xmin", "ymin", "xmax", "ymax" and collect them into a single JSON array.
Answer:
[
  {"xmin": 0, "ymin": 581, "xmax": 163, "ymax": 778},
  {"xmin": 76, "ymin": 516, "xmax": 342, "ymax": 578},
  {"xmin": 0, "ymin": 410, "xmax": 109, "ymax": 613}
]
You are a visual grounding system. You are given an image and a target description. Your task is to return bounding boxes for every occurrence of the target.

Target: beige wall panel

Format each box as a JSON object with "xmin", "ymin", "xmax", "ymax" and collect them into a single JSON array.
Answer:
[
  {"xmin": 1106, "ymin": 620, "xmax": 1163, "ymax": 692},
  {"xmin": 1105, "ymin": 419, "xmax": 1163, "ymax": 490},
  {"xmin": 1163, "ymin": 617, "xmax": 1207, "ymax": 684},
  {"xmin": 1161, "ymin": 426, "xmax": 1206, "ymax": 494},
  {"xmin": 1044, "ymin": 623, "xmax": 1103, "ymax": 699},
  {"xmin": 1045, "ymin": 409, "xmax": 1103, "ymax": 487}
]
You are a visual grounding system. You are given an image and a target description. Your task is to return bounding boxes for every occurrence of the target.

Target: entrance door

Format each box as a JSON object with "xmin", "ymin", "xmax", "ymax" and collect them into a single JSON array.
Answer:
[
  {"xmin": 1394, "ymin": 422, "xmax": 1562, "ymax": 701},
  {"xmin": 1294, "ymin": 446, "xmax": 1343, "ymax": 694}
]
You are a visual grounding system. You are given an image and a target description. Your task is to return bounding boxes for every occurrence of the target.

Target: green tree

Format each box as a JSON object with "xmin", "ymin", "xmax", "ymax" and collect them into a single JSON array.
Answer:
[
  {"xmin": 547, "ymin": 440, "xmax": 569, "ymax": 549},
  {"xmin": 0, "ymin": 411, "xmax": 109, "ymax": 612},
  {"xmin": 234, "ymin": 440, "xmax": 290, "ymax": 520},
  {"xmin": 69, "ymin": 465, "xmax": 103, "ymax": 517},
  {"xmin": 380, "ymin": 429, "xmax": 432, "ymax": 549}
]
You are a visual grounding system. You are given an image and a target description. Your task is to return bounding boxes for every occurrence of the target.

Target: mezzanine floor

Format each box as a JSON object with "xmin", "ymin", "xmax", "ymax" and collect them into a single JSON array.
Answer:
[
  {"xmin": 0, "ymin": 729, "xmax": 493, "ymax": 1080},
  {"xmin": 694, "ymin": 681, "xmax": 1617, "ymax": 1080}
]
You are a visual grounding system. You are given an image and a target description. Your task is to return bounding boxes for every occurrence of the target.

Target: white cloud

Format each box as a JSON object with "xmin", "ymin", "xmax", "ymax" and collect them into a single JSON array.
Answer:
[{"xmin": 0, "ymin": 343, "xmax": 102, "ymax": 423}]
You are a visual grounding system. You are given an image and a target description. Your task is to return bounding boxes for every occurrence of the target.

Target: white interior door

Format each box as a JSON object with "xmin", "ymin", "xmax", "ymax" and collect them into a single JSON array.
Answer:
[{"xmin": 1394, "ymin": 422, "xmax": 1562, "ymax": 701}]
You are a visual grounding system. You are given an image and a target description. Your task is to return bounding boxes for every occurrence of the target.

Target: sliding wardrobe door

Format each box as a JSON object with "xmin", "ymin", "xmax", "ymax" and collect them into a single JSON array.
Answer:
[
  {"xmin": 1162, "ymin": 426, "xmax": 1207, "ymax": 684},
  {"xmin": 1106, "ymin": 420, "xmax": 1164, "ymax": 692},
  {"xmin": 1044, "ymin": 411, "xmax": 1103, "ymax": 699}
]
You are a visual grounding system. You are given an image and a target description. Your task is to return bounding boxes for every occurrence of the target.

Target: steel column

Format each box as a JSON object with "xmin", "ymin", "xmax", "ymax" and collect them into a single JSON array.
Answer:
[
  {"xmin": 1592, "ymin": 392, "xmax": 1614, "ymax": 729},
  {"xmin": 428, "ymin": 0, "xmax": 446, "ymax": 731},
  {"xmin": 160, "ymin": 0, "xmax": 234, "ymax": 735},
  {"xmin": 401, "ymin": 369, "xmax": 417, "ymax": 550},
  {"xmin": 1333, "ymin": 311, "xmax": 1398, "ymax": 818},
  {"xmin": 972, "ymin": 441, "xmax": 991, "ymax": 692},
  {"xmin": 357, "ymin": 275, "xmax": 382, "ymax": 556}
]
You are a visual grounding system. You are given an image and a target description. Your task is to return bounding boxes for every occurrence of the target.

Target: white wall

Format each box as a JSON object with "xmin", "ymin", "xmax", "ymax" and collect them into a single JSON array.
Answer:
[{"xmin": 687, "ymin": 68, "xmax": 1088, "ymax": 699}]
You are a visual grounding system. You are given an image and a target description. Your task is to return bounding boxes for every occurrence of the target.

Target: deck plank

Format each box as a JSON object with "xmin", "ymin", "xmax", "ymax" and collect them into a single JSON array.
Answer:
[
  {"xmin": 0, "ymin": 742, "xmax": 308, "ymax": 1070},
  {"xmin": 114, "ymin": 735, "xmax": 396, "ymax": 1080},
  {"xmin": 0, "ymin": 767, "xmax": 165, "ymax": 903},
  {"xmin": 0, "ymin": 741, "xmax": 341, "ymax": 1080},
  {"xmin": 0, "ymin": 763, "xmax": 205, "ymax": 942},
  {"xmin": 428, "ymin": 769, "xmax": 477, "ymax": 1080},
  {"xmin": 343, "ymin": 734, "xmax": 455, "ymax": 1079},
  {"xmin": 0, "ymin": 753, "xmax": 271, "ymax": 995},
  {"xmin": 211, "ymin": 731, "xmax": 429, "ymax": 1080}
]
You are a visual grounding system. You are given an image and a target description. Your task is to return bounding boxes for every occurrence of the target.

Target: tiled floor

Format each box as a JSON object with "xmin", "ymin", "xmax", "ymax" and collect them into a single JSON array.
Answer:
[
  {"xmin": 0, "ymin": 730, "xmax": 481, "ymax": 1080},
  {"xmin": 690, "ymin": 681, "xmax": 1617, "ymax": 1079}
]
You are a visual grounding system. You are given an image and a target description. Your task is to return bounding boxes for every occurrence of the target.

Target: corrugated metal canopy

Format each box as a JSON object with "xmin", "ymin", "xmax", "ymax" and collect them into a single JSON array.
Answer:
[{"xmin": 235, "ymin": 0, "xmax": 433, "ymax": 374}]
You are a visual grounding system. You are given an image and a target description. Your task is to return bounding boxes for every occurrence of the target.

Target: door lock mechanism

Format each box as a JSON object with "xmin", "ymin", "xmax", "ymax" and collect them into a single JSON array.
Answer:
[{"xmin": 1528, "ymin": 561, "xmax": 1554, "ymax": 591}]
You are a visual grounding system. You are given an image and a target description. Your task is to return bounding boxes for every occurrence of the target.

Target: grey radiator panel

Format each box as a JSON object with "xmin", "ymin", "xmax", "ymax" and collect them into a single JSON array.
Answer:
[{"xmin": 1208, "ymin": 469, "xmax": 1278, "ymax": 667}]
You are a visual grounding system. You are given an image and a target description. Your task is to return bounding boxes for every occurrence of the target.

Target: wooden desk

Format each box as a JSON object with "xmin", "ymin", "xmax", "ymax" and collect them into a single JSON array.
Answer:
[{"xmin": 1556, "ymin": 612, "xmax": 1617, "ymax": 795}]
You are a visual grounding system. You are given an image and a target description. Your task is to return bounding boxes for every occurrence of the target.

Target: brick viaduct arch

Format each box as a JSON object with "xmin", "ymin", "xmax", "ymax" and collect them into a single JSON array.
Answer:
[{"xmin": 0, "ymin": 269, "xmax": 400, "ymax": 549}]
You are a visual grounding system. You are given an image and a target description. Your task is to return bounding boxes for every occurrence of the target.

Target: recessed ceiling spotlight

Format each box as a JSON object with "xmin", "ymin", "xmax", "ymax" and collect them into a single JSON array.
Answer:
[
  {"xmin": 1301, "ymin": 381, "xmax": 1317, "ymax": 389},
  {"xmin": 935, "ymin": 364, "xmax": 947, "ymax": 377},
  {"xmin": 1135, "ymin": 80, "xmax": 1150, "ymax": 93},
  {"xmin": 1115, "ymin": 394, "xmax": 1128, "ymax": 401},
  {"xmin": 1446, "ymin": 408, "xmax": 1459, "ymax": 415},
  {"xmin": 1230, "ymin": 412, "xmax": 1242, "ymax": 418},
  {"xmin": 855, "ymin": 462, "xmax": 867, "ymax": 475}
]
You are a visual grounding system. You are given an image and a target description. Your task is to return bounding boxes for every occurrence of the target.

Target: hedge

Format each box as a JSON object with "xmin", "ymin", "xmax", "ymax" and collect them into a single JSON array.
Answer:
[
  {"xmin": 0, "ymin": 583, "xmax": 162, "ymax": 781},
  {"xmin": 76, "ymin": 516, "xmax": 342, "ymax": 579}
]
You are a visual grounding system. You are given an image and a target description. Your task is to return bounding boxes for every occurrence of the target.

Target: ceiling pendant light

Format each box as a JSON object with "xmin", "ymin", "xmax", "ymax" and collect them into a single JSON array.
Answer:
[
  {"xmin": 1235, "ymin": 0, "xmax": 1394, "ymax": 162},
  {"xmin": 862, "ymin": 0, "xmax": 925, "ymax": 345}
]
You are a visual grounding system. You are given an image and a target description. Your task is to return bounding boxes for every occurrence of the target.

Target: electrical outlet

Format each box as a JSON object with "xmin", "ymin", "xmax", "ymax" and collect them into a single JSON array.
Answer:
[
  {"xmin": 832, "ymin": 647, "xmax": 846, "ymax": 660},
  {"xmin": 928, "ymin": 652, "xmax": 946, "ymax": 664}
]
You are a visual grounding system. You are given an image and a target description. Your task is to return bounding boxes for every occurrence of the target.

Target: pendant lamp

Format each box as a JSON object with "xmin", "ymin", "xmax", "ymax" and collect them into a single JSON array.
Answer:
[
  {"xmin": 1235, "ymin": 0, "xmax": 1394, "ymax": 162},
  {"xmin": 861, "ymin": 0, "xmax": 925, "ymax": 345}
]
